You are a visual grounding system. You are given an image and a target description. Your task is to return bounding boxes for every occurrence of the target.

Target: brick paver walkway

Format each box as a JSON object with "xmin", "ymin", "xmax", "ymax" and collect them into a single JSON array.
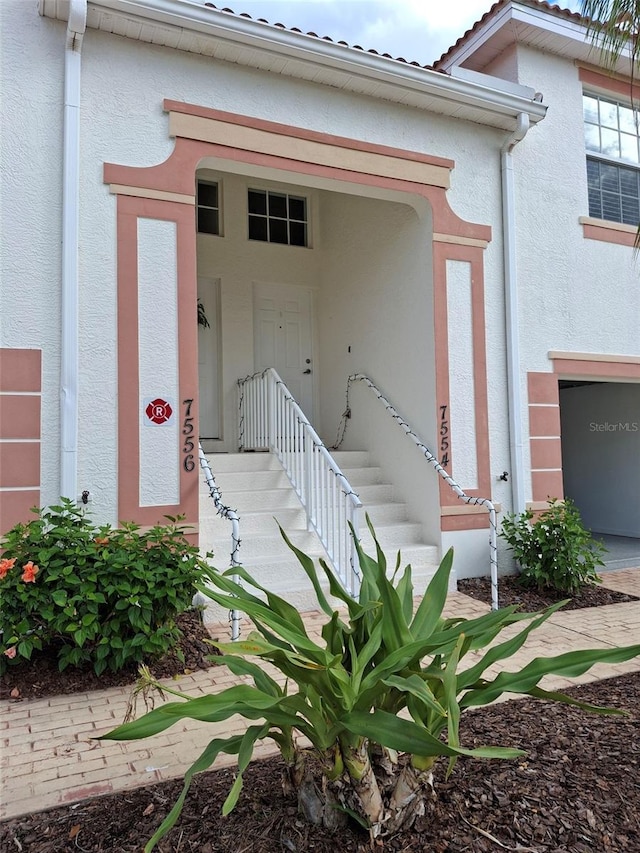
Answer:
[{"xmin": 2, "ymin": 569, "xmax": 639, "ymax": 821}]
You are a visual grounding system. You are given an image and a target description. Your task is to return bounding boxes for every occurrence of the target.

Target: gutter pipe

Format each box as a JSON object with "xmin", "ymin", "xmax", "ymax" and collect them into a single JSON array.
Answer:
[
  {"xmin": 501, "ymin": 113, "xmax": 530, "ymax": 518},
  {"xmin": 60, "ymin": 0, "xmax": 87, "ymax": 501}
]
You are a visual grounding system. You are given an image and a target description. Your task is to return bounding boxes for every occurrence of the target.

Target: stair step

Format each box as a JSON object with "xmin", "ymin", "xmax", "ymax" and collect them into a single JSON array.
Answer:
[
  {"xmin": 198, "ymin": 448, "xmax": 443, "ymax": 623},
  {"xmin": 361, "ymin": 501, "xmax": 410, "ymax": 525},
  {"xmin": 357, "ymin": 522, "xmax": 425, "ymax": 548},
  {"xmin": 338, "ymin": 466, "xmax": 383, "ymax": 486},
  {"xmin": 202, "ymin": 452, "xmax": 279, "ymax": 473},
  {"xmin": 210, "ymin": 507, "xmax": 307, "ymax": 535},
  {"xmin": 351, "ymin": 483, "xmax": 394, "ymax": 503},
  {"xmin": 207, "ymin": 469, "xmax": 290, "ymax": 491},
  {"xmin": 329, "ymin": 450, "xmax": 371, "ymax": 468},
  {"xmin": 201, "ymin": 486, "xmax": 303, "ymax": 512}
]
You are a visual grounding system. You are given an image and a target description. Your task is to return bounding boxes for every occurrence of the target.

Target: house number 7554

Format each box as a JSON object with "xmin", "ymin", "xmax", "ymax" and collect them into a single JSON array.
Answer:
[
  {"xmin": 182, "ymin": 398, "xmax": 196, "ymax": 472},
  {"xmin": 439, "ymin": 404, "xmax": 450, "ymax": 470}
]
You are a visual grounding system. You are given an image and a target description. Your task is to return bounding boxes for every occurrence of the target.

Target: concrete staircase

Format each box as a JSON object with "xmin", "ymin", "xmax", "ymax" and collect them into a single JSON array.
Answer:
[{"xmin": 198, "ymin": 449, "xmax": 442, "ymax": 627}]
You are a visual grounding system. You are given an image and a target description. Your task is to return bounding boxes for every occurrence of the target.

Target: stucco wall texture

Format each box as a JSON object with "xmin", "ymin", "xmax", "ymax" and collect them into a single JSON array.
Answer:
[{"xmin": 1, "ymin": 1, "xmax": 638, "ymax": 575}]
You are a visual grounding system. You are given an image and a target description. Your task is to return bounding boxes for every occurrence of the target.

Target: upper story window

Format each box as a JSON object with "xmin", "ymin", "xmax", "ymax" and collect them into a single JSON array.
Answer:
[
  {"xmin": 248, "ymin": 189, "xmax": 308, "ymax": 247},
  {"xmin": 197, "ymin": 181, "xmax": 220, "ymax": 235},
  {"xmin": 583, "ymin": 94, "xmax": 639, "ymax": 226}
]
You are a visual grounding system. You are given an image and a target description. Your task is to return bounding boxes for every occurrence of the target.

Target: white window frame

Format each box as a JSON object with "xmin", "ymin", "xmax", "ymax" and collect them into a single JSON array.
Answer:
[{"xmin": 583, "ymin": 92, "xmax": 640, "ymax": 227}]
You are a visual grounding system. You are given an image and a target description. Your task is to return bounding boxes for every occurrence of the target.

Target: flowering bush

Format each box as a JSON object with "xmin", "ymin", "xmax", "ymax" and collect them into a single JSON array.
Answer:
[
  {"xmin": 0, "ymin": 500, "xmax": 205, "ymax": 675},
  {"xmin": 501, "ymin": 498, "xmax": 605, "ymax": 594}
]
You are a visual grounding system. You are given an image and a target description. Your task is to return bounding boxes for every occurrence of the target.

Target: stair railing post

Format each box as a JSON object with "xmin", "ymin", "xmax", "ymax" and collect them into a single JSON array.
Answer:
[
  {"xmin": 266, "ymin": 369, "xmax": 271, "ymax": 450},
  {"xmin": 349, "ymin": 500, "xmax": 361, "ymax": 597},
  {"xmin": 304, "ymin": 429, "xmax": 313, "ymax": 530}
]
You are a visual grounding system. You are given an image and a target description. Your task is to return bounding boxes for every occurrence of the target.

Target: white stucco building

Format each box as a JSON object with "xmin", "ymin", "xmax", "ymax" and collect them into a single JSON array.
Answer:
[{"xmin": 1, "ymin": 0, "xmax": 638, "ymax": 595}]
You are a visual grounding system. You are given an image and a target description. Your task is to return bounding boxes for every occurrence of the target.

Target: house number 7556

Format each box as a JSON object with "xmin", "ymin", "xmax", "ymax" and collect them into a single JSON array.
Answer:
[{"xmin": 182, "ymin": 398, "xmax": 196, "ymax": 472}]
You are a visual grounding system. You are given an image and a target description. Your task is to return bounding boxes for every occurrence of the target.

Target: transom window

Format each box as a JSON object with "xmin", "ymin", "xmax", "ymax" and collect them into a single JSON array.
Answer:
[
  {"xmin": 248, "ymin": 189, "xmax": 308, "ymax": 247},
  {"xmin": 583, "ymin": 94, "xmax": 639, "ymax": 226},
  {"xmin": 197, "ymin": 181, "xmax": 220, "ymax": 235}
]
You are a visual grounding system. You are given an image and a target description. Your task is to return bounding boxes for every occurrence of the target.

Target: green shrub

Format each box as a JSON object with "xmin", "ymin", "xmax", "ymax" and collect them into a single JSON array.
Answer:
[
  {"xmin": 103, "ymin": 520, "xmax": 639, "ymax": 849},
  {"xmin": 500, "ymin": 498, "xmax": 605, "ymax": 594},
  {"xmin": 0, "ymin": 500, "xmax": 204, "ymax": 675}
]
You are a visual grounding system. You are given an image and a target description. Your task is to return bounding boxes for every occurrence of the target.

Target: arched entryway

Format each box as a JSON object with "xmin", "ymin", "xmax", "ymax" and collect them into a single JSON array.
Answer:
[{"xmin": 104, "ymin": 100, "xmax": 493, "ymax": 546}]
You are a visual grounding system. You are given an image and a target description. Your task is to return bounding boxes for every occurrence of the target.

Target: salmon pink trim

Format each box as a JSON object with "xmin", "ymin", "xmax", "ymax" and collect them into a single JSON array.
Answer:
[
  {"xmin": 579, "ymin": 67, "xmax": 640, "ymax": 102},
  {"xmin": 0, "ymin": 443, "xmax": 40, "ymax": 488},
  {"xmin": 163, "ymin": 100, "xmax": 455, "ymax": 170},
  {"xmin": 0, "ymin": 349, "xmax": 41, "ymax": 392},
  {"xmin": 528, "ymin": 358, "xmax": 640, "ymax": 506},
  {"xmin": 441, "ymin": 513, "xmax": 489, "ymax": 531},
  {"xmin": 105, "ymin": 103, "xmax": 494, "ymax": 536},
  {"xmin": 0, "ymin": 349, "xmax": 41, "ymax": 532},
  {"xmin": 0, "ymin": 491, "xmax": 40, "ymax": 534},
  {"xmin": 553, "ymin": 358, "xmax": 640, "ymax": 381},
  {"xmin": 116, "ymin": 195, "xmax": 198, "ymax": 530},
  {"xmin": 104, "ymin": 123, "xmax": 490, "ymax": 242},
  {"xmin": 581, "ymin": 220, "xmax": 637, "ymax": 247},
  {"xmin": 527, "ymin": 371, "xmax": 563, "ymax": 503},
  {"xmin": 434, "ymin": 242, "xmax": 491, "ymax": 519}
]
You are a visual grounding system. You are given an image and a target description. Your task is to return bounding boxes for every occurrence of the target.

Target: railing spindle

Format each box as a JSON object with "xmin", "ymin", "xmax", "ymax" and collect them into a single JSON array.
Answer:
[{"xmin": 237, "ymin": 369, "xmax": 363, "ymax": 592}]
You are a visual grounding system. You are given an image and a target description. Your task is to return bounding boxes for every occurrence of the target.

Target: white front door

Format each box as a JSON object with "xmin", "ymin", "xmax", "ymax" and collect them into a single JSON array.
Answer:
[
  {"xmin": 253, "ymin": 282, "xmax": 314, "ymax": 418},
  {"xmin": 198, "ymin": 277, "xmax": 221, "ymax": 440}
]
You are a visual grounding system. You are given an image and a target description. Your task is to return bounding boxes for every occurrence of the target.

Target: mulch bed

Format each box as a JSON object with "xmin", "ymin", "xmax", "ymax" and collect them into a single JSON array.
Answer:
[
  {"xmin": 457, "ymin": 575, "xmax": 639, "ymax": 612},
  {"xmin": 2, "ymin": 586, "xmax": 639, "ymax": 851},
  {"xmin": 0, "ymin": 609, "xmax": 219, "ymax": 702},
  {"xmin": 1, "ymin": 673, "xmax": 639, "ymax": 852}
]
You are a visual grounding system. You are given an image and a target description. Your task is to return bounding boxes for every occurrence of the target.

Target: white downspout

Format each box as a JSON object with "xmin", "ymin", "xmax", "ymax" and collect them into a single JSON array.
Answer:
[
  {"xmin": 501, "ymin": 113, "xmax": 530, "ymax": 518},
  {"xmin": 60, "ymin": 0, "xmax": 87, "ymax": 500}
]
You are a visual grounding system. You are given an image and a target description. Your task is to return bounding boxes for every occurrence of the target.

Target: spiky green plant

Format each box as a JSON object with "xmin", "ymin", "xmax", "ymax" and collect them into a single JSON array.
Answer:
[{"xmin": 103, "ymin": 521, "xmax": 640, "ymax": 850}]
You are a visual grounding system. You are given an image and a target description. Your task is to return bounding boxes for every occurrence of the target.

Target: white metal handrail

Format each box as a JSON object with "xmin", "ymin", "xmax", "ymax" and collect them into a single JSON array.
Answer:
[
  {"xmin": 198, "ymin": 443, "xmax": 242, "ymax": 639},
  {"xmin": 238, "ymin": 369, "xmax": 363, "ymax": 595},
  {"xmin": 333, "ymin": 374, "xmax": 500, "ymax": 610}
]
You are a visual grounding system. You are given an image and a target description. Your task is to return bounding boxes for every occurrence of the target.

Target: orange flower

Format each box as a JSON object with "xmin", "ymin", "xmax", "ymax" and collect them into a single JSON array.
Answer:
[
  {"xmin": 0, "ymin": 558, "xmax": 16, "ymax": 579},
  {"xmin": 3, "ymin": 647, "xmax": 17, "ymax": 659},
  {"xmin": 21, "ymin": 561, "xmax": 39, "ymax": 583},
  {"xmin": 94, "ymin": 537, "xmax": 109, "ymax": 546}
]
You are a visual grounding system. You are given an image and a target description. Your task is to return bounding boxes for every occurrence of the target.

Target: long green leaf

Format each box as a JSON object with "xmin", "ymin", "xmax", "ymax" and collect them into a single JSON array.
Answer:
[
  {"xmin": 211, "ymin": 654, "xmax": 283, "ymax": 698},
  {"xmin": 144, "ymin": 733, "xmax": 245, "ymax": 852},
  {"xmin": 222, "ymin": 723, "xmax": 270, "ymax": 815},
  {"xmin": 395, "ymin": 562, "xmax": 415, "ymax": 625},
  {"xmin": 456, "ymin": 600, "xmax": 569, "ymax": 689},
  {"xmin": 381, "ymin": 674, "xmax": 446, "ymax": 718},
  {"xmin": 425, "ymin": 605, "xmax": 529, "ymax": 652},
  {"xmin": 410, "ymin": 548, "xmax": 453, "ymax": 639},
  {"xmin": 343, "ymin": 710, "xmax": 524, "ymax": 761},
  {"xmin": 353, "ymin": 533, "xmax": 412, "ymax": 653},
  {"xmin": 222, "ymin": 564, "xmax": 311, "ymax": 637},
  {"xmin": 351, "ymin": 618, "xmax": 384, "ymax": 694},
  {"xmin": 316, "ymin": 555, "xmax": 362, "ymax": 612},
  {"xmin": 195, "ymin": 586, "xmax": 331, "ymax": 664},
  {"xmin": 526, "ymin": 685, "xmax": 627, "ymax": 716},
  {"xmin": 443, "ymin": 634, "xmax": 464, "ymax": 778},
  {"xmin": 278, "ymin": 526, "xmax": 335, "ymax": 616},
  {"xmin": 322, "ymin": 610, "xmax": 347, "ymax": 658},
  {"xmin": 461, "ymin": 644, "xmax": 640, "ymax": 708},
  {"xmin": 101, "ymin": 686, "xmax": 295, "ymax": 740}
]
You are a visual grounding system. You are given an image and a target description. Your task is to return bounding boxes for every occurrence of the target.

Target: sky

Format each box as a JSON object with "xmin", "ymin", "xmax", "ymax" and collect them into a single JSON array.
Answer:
[{"xmin": 222, "ymin": 0, "xmax": 583, "ymax": 66}]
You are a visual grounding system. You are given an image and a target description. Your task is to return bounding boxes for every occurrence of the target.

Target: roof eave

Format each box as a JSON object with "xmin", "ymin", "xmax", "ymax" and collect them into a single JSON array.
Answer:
[
  {"xmin": 39, "ymin": 0, "xmax": 547, "ymax": 129},
  {"xmin": 435, "ymin": 1, "xmax": 633, "ymax": 77}
]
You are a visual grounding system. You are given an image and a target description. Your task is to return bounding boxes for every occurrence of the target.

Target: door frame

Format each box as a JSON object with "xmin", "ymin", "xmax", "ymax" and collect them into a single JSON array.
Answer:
[{"xmin": 197, "ymin": 276, "xmax": 222, "ymax": 444}]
